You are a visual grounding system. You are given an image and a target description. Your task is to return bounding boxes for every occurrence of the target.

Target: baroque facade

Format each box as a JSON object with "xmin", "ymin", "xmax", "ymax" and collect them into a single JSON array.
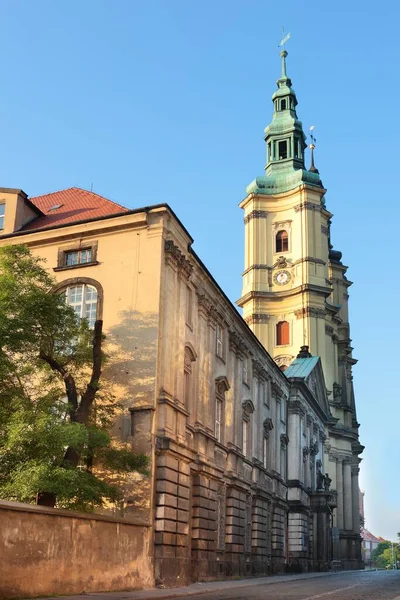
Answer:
[{"xmin": 0, "ymin": 48, "xmax": 362, "ymax": 584}]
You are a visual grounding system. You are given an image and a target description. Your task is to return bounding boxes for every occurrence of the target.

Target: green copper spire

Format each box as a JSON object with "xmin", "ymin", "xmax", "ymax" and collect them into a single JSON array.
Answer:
[
  {"xmin": 265, "ymin": 49, "xmax": 306, "ymax": 175},
  {"xmin": 246, "ymin": 50, "xmax": 323, "ymax": 195}
]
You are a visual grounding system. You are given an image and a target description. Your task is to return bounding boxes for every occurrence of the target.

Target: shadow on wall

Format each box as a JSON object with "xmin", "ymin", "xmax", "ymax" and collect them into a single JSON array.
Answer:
[
  {"xmin": 104, "ymin": 309, "xmax": 159, "ymax": 410},
  {"xmin": 100, "ymin": 309, "xmax": 159, "ymax": 520}
]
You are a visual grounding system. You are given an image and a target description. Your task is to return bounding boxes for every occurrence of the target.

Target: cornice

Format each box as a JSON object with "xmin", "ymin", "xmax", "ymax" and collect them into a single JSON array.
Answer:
[
  {"xmin": 164, "ymin": 239, "xmax": 193, "ymax": 280},
  {"xmin": 238, "ymin": 283, "xmax": 332, "ymax": 305},
  {"xmin": 229, "ymin": 330, "xmax": 249, "ymax": 357},
  {"xmin": 244, "ymin": 313, "xmax": 270, "ymax": 325},
  {"xmin": 244, "ymin": 210, "xmax": 268, "ymax": 224},
  {"xmin": 295, "ymin": 307, "xmax": 326, "ymax": 319}
]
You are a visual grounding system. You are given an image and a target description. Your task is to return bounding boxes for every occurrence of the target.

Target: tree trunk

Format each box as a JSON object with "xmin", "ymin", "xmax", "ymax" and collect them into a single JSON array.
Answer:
[{"xmin": 36, "ymin": 491, "xmax": 57, "ymax": 507}]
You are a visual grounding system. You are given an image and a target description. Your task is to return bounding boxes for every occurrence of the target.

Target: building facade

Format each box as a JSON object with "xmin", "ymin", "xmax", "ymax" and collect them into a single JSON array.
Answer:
[{"xmin": 0, "ymin": 48, "xmax": 363, "ymax": 585}]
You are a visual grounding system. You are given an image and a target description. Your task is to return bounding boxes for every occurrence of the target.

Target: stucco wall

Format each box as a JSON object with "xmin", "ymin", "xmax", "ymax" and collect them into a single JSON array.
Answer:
[{"xmin": 0, "ymin": 500, "xmax": 154, "ymax": 598}]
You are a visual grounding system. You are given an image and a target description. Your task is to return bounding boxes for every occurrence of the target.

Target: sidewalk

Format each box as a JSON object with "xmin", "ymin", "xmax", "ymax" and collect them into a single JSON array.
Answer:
[{"xmin": 42, "ymin": 569, "xmax": 367, "ymax": 600}]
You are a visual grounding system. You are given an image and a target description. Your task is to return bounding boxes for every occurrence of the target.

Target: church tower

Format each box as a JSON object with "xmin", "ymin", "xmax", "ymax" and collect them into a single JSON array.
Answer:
[{"xmin": 239, "ymin": 48, "xmax": 363, "ymax": 567}]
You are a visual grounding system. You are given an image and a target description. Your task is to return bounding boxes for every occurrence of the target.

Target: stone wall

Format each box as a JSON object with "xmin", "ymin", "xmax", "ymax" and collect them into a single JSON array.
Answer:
[{"xmin": 0, "ymin": 500, "xmax": 153, "ymax": 598}]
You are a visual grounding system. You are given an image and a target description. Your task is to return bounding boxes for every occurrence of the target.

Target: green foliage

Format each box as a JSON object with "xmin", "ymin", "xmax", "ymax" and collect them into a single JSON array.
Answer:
[
  {"xmin": 371, "ymin": 541, "xmax": 390, "ymax": 561},
  {"xmin": 0, "ymin": 245, "xmax": 148, "ymax": 511}
]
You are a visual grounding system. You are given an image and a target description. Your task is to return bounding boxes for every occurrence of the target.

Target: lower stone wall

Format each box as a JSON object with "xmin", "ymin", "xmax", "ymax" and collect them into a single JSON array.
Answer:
[
  {"xmin": 0, "ymin": 500, "xmax": 153, "ymax": 599},
  {"xmin": 154, "ymin": 448, "xmax": 288, "ymax": 584}
]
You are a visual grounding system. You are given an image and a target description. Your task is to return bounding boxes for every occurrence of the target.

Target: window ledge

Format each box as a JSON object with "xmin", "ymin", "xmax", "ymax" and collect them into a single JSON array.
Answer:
[{"xmin": 53, "ymin": 261, "xmax": 99, "ymax": 272}]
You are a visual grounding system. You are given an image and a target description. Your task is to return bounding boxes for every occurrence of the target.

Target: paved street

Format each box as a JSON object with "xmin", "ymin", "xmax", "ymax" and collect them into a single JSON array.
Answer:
[{"xmin": 41, "ymin": 570, "xmax": 400, "ymax": 600}]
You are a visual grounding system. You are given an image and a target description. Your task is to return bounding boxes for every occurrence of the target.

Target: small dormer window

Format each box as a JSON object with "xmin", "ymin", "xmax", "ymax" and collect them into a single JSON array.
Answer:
[
  {"xmin": 278, "ymin": 141, "xmax": 288, "ymax": 160},
  {"xmin": 281, "ymin": 99, "xmax": 287, "ymax": 110},
  {"xmin": 0, "ymin": 204, "xmax": 5, "ymax": 230}
]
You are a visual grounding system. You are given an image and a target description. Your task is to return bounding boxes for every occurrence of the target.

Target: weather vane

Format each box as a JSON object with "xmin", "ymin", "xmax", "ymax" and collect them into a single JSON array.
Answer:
[
  {"xmin": 309, "ymin": 125, "xmax": 317, "ymax": 147},
  {"xmin": 279, "ymin": 27, "xmax": 291, "ymax": 49},
  {"xmin": 309, "ymin": 126, "xmax": 319, "ymax": 173}
]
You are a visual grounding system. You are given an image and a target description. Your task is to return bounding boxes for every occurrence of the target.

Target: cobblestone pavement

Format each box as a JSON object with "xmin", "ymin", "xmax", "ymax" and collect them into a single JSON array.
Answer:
[{"xmin": 40, "ymin": 570, "xmax": 400, "ymax": 600}]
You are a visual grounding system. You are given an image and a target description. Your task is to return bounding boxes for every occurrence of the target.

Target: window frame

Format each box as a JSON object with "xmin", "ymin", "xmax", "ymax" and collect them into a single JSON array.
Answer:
[
  {"xmin": 278, "ymin": 140, "xmax": 288, "ymax": 160},
  {"xmin": 54, "ymin": 277, "xmax": 103, "ymax": 325},
  {"xmin": 64, "ymin": 248, "xmax": 93, "ymax": 267},
  {"xmin": 263, "ymin": 436, "xmax": 268, "ymax": 469},
  {"xmin": 275, "ymin": 230, "xmax": 289, "ymax": 253},
  {"xmin": 216, "ymin": 324, "xmax": 224, "ymax": 359},
  {"xmin": 242, "ymin": 417, "xmax": 250, "ymax": 457},
  {"xmin": 276, "ymin": 321, "xmax": 290, "ymax": 347},
  {"xmin": 0, "ymin": 203, "xmax": 5, "ymax": 230},
  {"xmin": 183, "ymin": 345, "xmax": 196, "ymax": 410},
  {"xmin": 186, "ymin": 285, "xmax": 193, "ymax": 329},
  {"xmin": 64, "ymin": 283, "xmax": 99, "ymax": 328},
  {"xmin": 55, "ymin": 242, "xmax": 98, "ymax": 272},
  {"xmin": 215, "ymin": 398, "xmax": 223, "ymax": 443}
]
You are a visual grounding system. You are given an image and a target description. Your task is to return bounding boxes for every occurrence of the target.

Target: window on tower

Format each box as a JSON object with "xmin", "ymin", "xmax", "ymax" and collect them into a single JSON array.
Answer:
[
  {"xmin": 278, "ymin": 140, "xmax": 288, "ymax": 159},
  {"xmin": 281, "ymin": 99, "xmax": 287, "ymax": 110},
  {"xmin": 276, "ymin": 230, "xmax": 289, "ymax": 253},
  {"xmin": 276, "ymin": 321, "xmax": 290, "ymax": 346}
]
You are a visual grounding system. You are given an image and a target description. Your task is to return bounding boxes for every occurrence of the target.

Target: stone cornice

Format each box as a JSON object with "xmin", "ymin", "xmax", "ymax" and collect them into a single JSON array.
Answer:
[
  {"xmin": 295, "ymin": 307, "xmax": 326, "ymax": 319},
  {"xmin": 294, "ymin": 201, "xmax": 323, "ymax": 213},
  {"xmin": 164, "ymin": 239, "xmax": 193, "ymax": 280},
  {"xmin": 252, "ymin": 358, "xmax": 268, "ymax": 382},
  {"xmin": 288, "ymin": 399, "xmax": 306, "ymax": 416},
  {"xmin": 229, "ymin": 330, "xmax": 248, "ymax": 357},
  {"xmin": 244, "ymin": 313, "xmax": 270, "ymax": 325},
  {"xmin": 238, "ymin": 283, "xmax": 332, "ymax": 305},
  {"xmin": 244, "ymin": 210, "xmax": 268, "ymax": 224}
]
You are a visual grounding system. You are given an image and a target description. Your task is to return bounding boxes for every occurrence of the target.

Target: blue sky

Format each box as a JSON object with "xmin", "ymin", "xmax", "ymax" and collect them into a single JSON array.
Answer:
[{"xmin": 1, "ymin": 0, "xmax": 399, "ymax": 540}]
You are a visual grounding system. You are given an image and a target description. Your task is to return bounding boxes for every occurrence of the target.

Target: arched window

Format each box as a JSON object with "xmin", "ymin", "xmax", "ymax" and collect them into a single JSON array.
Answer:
[
  {"xmin": 276, "ymin": 321, "xmax": 290, "ymax": 346},
  {"xmin": 276, "ymin": 230, "xmax": 289, "ymax": 253},
  {"xmin": 64, "ymin": 284, "xmax": 98, "ymax": 328}
]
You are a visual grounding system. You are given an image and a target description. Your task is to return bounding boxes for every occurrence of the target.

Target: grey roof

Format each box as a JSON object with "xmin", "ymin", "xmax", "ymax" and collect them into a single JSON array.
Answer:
[{"xmin": 284, "ymin": 356, "xmax": 320, "ymax": 379}]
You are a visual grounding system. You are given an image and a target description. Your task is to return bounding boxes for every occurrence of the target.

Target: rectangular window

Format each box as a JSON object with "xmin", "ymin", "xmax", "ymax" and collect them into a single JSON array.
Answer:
[
  {"xmin": 184, "ymin": 370, "xmax": 190, "ymax": 408},
  {"xmin": 242, "ymin": 357, "xmax": 249, "ymax": 385},
  {"xmin": 263, "ymin": 437, "xmax": 268, "ymax": 469},
  {"xmin": 216, "ymin": 325, "xmax": 223, "ymax": 358},
  {"xmin": 0, "ymin": 204, "xmax": 5, "ymax": 229},
  {"xmin": 278, "ymin": 140, "xmax": 288, "ymax": 160},
  {"xmin": 186, "ymin": 286, "xmax": 193, "ymax": 328},
  {"xmin": 215, "ymin": 399, "xmax": 223, "ymax": 442},
  {"xmin": 280, "ymin": 399, "xmax": 286, "ymax": 423},
  {"xmin": 260, "ymin": 381, "xmax": 268, "ymax": 406},
  {"xmin": 242, "ymin": 419, "xmax": 249, "ymax": 457},
  {"xmin": 65, "ymin": 248, "xmax": 93, "ymax": 266},
  {"xmin": 280, "ymin": 447, "xmax": 286, "ymax": 479}
]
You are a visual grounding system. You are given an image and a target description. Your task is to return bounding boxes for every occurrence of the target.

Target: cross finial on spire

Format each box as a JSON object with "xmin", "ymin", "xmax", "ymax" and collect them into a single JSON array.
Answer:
[
  {"xmin": 309, "ymin": 125, "xmax": 319, "ymax": 173},
  {"xmin": 278, "ymin": 28, "xmax": 291, "ymax": 79}
]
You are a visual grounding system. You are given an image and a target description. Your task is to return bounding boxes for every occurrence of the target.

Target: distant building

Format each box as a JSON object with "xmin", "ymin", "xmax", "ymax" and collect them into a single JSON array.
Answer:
[{"xmin": 361, "ymin": 528, "xmax": 381, "ymax": 562}]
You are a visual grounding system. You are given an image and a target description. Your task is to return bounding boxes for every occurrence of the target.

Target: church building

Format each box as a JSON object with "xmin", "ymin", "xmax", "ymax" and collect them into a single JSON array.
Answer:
[
  {"xmin": 238, "ymin": 48, "xmax": 363, "ymax": 568},
  {"xmin": 0, "ymin": 48, "xmax": 363, "ymax": 589}
]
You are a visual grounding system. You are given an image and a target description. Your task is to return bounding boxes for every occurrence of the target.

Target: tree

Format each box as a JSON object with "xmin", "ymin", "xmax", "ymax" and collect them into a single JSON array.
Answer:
[
  {"xmin": 371, "ymin": 541, "xmax": 390, "ymax": 562},
  {"xmin": 0, "ymin": 245, "xmax": 148, "ymax": 511}
]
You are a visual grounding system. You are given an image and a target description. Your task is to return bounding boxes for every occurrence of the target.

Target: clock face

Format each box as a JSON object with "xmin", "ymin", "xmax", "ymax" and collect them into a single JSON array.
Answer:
[{"xmin": 274, "ymin": 270, "xmax": 291, "ymax": 285}]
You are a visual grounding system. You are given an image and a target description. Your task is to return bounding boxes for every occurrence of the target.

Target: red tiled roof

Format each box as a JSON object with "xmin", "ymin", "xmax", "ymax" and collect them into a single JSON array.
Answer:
[
  {"xmin": 361, "ymin": 528, "xmax": 381, "ymax": 543},
  {"xmin": 22, "ymin": 187, "xmax": 129, "ymax": 231}
]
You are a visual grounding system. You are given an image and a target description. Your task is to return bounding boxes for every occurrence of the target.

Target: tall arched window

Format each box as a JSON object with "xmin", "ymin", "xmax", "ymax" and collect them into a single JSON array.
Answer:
[
  {"xmin": 276, "ymin": 321, "xmax": 290, "ymax": 346},
  {"xmin": 276, "ymin": 230, "xmax": 289, "ymax": 253},
  {"xmin": 64, "ymin": 284, "xmax": 98, "ymax": 328}
]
